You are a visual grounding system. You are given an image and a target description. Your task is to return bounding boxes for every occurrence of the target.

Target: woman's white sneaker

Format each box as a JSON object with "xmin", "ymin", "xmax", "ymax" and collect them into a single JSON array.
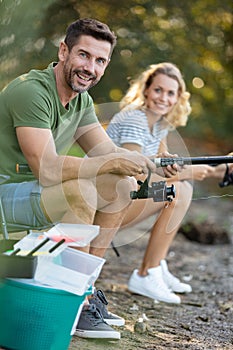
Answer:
[
  {"xmin": 160, "ymin": 259, "xmax": 192, "ymax": 293},
  {"xmin": 128, "ymin": 266, "xmax": 181, "ymax": 304}
]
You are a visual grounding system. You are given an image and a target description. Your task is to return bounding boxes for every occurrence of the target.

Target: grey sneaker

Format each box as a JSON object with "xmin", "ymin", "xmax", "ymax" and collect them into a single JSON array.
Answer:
[
  {"xmin": 89, "ymin": 289, "xmax": 125, "ymax": 326},
  {"xmin": 75, "ymin": 304, "xmax": 120, "ymax": 339}
]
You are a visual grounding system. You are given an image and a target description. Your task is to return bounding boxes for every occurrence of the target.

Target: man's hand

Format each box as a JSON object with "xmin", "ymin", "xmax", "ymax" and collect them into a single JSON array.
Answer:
[
  {"xmin": 157, "ymin": 152, "xmax": 182, "ymax": 178},
  {"xmin": 102, "ymin": 151, "xmax": 157, "ymax": 177}
]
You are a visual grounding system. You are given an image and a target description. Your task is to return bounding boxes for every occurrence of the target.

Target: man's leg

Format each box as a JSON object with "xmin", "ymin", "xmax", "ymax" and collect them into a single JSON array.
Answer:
[
  {"xmin": 41, "ymin": 174, "xmax": 136, "ymax": 256},
  {"xmin": 90, "ymin": 174, "xmax": 136, "ymax": 257},
  {"xmin": 41, "ymin": 174, "xmax": 135, "ymax": 338}
]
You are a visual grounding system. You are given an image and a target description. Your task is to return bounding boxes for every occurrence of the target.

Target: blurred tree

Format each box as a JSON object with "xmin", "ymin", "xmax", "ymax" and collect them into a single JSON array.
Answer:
[
  {"xmin": 0, "ymin": 0, "xmax": 232, "ymax": 148},
  {"xmin": 0, "ymin": 0, "xmax": 53, "ymax": 86}
]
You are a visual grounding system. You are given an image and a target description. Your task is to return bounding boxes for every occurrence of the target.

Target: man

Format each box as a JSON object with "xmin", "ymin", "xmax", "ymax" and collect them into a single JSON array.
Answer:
[{"xmin": 0, "ymin": 18, "xmax": 177, "ymax": 339}]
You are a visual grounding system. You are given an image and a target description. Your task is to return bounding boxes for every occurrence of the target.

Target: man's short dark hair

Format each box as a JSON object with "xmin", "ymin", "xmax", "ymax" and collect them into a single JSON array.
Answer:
[{"xmin": 64, "ymin": 18, "xmax": 117, "ymax": 56}]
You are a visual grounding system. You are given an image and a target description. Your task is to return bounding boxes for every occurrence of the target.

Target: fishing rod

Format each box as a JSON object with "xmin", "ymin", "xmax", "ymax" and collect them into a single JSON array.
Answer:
[
  {"xmin": 152, "ymin": 154, "xmax": 233, "ymax": 188},
  {"xmin": 131, "ymin": 154, "xmax": 233, "ymax": 202},
  {"xmin": 16, "ymin": 155, "xmax": 233, "ymax": 173},
  {"xmin": 152, "ymin": 155, "xmax": 233, "ymax": 167}
]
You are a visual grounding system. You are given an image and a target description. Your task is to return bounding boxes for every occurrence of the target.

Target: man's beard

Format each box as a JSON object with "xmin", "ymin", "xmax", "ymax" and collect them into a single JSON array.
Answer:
[{"xmin": 63, "ymin": 64, "xmax": 98, "ymax": 93}]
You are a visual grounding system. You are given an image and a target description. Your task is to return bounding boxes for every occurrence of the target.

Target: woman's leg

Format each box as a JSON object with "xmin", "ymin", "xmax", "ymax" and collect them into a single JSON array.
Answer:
[
  {"xmin": 138, "ymin": 180, "xmax": 193, "ymax": 275},
  {"xmin": 121, "ymin": 180, "xmax": 193, "ymax": 274},
  {"xmin": 125, "ymin": 180, "xmax": 193, "ymax": 303}
]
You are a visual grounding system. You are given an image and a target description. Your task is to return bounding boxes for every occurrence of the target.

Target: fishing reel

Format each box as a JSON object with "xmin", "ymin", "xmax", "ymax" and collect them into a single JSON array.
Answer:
[{"xmin": 130, "ymin": 170, "xmax": 176, "ymax": 202}]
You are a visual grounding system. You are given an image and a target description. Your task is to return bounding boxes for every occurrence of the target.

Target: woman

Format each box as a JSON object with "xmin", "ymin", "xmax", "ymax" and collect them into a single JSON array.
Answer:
[{"xmin": 107, "ymin": 62, "xmax": 225, "ymax": 304}]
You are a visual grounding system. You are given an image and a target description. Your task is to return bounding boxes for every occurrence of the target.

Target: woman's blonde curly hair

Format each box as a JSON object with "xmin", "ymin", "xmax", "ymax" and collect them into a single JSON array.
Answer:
[{"xmin": 120, "ymin": 62, "xmax": 191, "ymax": 128}]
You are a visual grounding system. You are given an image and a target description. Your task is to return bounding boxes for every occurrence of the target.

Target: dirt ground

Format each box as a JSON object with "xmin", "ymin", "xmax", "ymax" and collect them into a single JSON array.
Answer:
[{"xmin": 70, "ymin": 196, "xmax": 233, "ymax": 350}]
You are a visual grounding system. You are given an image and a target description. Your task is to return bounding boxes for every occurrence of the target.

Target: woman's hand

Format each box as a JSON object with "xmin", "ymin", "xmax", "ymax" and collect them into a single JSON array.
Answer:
[{"xmin": 190, "ymin": 165, "xmax": 216, "ymax": 181}]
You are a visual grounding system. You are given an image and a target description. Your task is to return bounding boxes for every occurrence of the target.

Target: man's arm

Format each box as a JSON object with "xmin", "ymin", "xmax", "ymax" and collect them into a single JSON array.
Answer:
[
  {"xmin": 75, "ymin": 122, "xmax": 131, "ymax": 156},
  {"xmin": 16, "ymin": 125, "xmax": 157, "ymax": 187}
]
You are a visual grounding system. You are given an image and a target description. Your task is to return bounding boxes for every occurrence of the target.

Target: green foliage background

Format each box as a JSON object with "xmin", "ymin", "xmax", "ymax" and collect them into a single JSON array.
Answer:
[{"xmin": 0, "ymin": 0, "xmax": 232, "ymax": 151}]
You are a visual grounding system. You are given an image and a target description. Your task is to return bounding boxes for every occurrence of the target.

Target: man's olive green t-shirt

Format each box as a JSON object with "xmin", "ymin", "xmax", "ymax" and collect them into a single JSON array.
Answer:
[{"xmin": 0, "ymin": 63, "xmax": 98, "ymax": 183}]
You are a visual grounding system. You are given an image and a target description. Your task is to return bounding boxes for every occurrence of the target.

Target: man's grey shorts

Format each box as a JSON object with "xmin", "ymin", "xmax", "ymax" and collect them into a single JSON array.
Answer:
[{"xmin": 0, "ymin": 180, "xmax": 52, "ymax": 227}]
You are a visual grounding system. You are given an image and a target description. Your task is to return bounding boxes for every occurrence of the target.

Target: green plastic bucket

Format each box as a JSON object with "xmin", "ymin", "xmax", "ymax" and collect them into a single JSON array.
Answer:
[{"xmin": 0, "ymin": 278, "xmax": 87, "ymax": 350}]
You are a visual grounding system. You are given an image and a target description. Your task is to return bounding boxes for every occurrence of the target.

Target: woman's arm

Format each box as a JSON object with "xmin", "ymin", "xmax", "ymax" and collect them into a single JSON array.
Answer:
[{"xmin": 155, "ymin": 137, "xmax": 216, "ymax": 182}]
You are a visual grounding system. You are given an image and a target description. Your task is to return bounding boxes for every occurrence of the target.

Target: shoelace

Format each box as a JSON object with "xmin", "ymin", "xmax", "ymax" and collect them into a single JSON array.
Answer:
[{"xmin": 84, "ymin": 304, "xmax": 105, "ymax": 326}]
